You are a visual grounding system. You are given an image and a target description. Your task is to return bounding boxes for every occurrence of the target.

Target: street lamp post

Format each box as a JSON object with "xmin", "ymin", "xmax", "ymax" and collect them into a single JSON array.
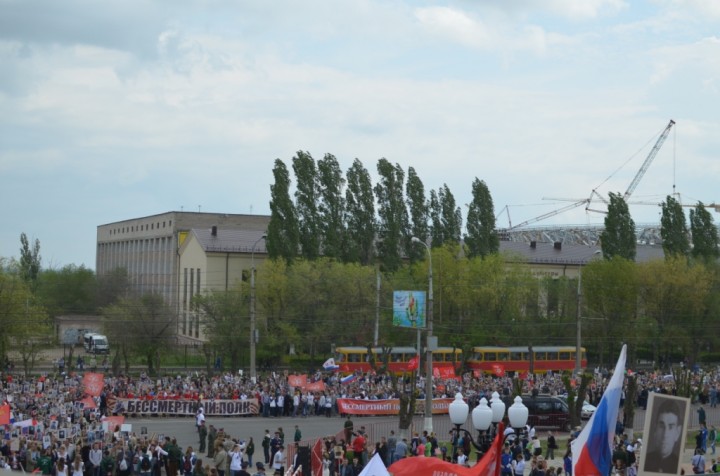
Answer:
[
  {"xmin": 411, "ymin": 236, "xmax": 433, "ymax": 433},
  {"xmin": 448, "ymin": 393, "xmax": 529, "ymax": 459},
  {"xmin": 250, "ymin": 233, "xmax": 267, "ymax": 382}
]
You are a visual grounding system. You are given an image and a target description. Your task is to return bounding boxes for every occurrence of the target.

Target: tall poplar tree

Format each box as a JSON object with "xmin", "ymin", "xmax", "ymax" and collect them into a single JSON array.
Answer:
[
  {"xmin": 293, "ymin": 151, "xmax": 321, "ymax": 260},
  {"xmin": 690, "ymin": 202, "xmax": 720, "ymax": 262},
  {"xmin": 660, "ymin": 195, "xmax": 689, "ymax": 258},
  {"xmin": 405, "ymin": 167, "xmax": 428, "ymax": 262},
  {"xmin": 267, "ymin": 159, "xmax": 299, "ymax": 262},
  {"xmin": 439, "ymin": 184, "xmax": 462, "ymax": 244},
  {"xmin": 317, "ymin": 153, "xmax": 346, "ymax": 260},
  {"xmin": 429, "ymin": 185, "xmax": 461, "ymax": 247},
  {"xmin": 374, "ymin": 158, "xmax": 408, "ymax": 272},
  {"xmin": 344, "ymin": 159, "xmax": 376, "ymax": 265},
  {"xmin": 429, "ymin": 189, "xmax": 442, "ymax": 247},
  {"xmin": 600, "ymin": 192, "xmax": 636, "ymax": 261},
  {"xmin": 19, "ymin": 233, "xmax": 41, "ymax": 291},
  {"xmin": 465, "ymin": 178, "xmax": 499, "ymax": 258}
]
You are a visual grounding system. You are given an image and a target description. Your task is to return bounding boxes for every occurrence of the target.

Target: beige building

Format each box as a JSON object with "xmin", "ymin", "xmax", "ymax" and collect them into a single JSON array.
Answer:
[
  {"xmin": 96, "ymin": 212, "xmax": 269, "ymax": 342},
  {"xmin": 178, "ymin": 227, "xmax": 267, "ymax": 341}
]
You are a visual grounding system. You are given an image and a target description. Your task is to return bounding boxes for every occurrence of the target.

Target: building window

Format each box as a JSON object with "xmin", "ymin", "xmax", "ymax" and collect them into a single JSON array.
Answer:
[
  {"xmin": 163, "ymin": 221, "xmax": 166, "ymax": 228},
  {"xmin": 183, "ymin": 268, "xmax": 188, "ymax": 334},
  {"xmin": 196, "ymin": 268, "xmax": 201, "ymax": 294}
]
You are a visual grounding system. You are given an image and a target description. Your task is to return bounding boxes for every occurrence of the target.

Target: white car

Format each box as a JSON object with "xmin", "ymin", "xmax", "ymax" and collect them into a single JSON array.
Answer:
[{"xmin": 581, "ymin": 402, "xmax": 597, "ymax": 419}]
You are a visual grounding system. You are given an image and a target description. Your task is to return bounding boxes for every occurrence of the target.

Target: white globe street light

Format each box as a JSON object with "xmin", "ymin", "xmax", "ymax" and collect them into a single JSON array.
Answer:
[{"xmin": 448, "ymin": 392, "xmax": 528, "ymax": 459}]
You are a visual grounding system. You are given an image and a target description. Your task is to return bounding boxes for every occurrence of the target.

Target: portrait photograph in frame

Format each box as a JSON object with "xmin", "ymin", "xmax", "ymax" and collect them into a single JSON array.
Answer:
[{"xmin": 639, "ymin": 393, "xmax": 690, "ymax": 476}]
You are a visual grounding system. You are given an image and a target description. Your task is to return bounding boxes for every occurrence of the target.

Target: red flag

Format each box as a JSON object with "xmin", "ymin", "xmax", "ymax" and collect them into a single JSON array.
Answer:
[
  {"xmin": 491, "ymin": 364, "xmax": 505, "ymax": 377},
  {"xmin": 407, "ymin": 356, "xmax": 419, "ymax": 371},
  {"xmin": 83, "ymin": 373, "xmax": 105, "ymax": 397},
  {"xmin": 311, "ymin": 438, "xmax": 323, "ymax": 476},
  {"xmin": 288, "ymin": 375, "xmax": 308, "ymax": 388},
  {"xmin": 389, "ymin": 422, "xmax": 505, "ymax": 476},
  {"xmin": 80, "ymin": 397, "xmax": 97, "ymax": 409},
  {"xmin": 0, "ymin": 404, "xmax": 10, "ymax": 425}
]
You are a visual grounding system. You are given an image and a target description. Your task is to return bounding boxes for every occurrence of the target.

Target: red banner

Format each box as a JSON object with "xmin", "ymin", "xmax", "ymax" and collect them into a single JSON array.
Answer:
[
  {"xmin": 407, "ymin": 356, "xmax": 419, "ymax": 371},
  {"xmin": 436, "ymin": 366, "xmax": 456, "ymax": 378},
  {"xmin": 288, "ymin": 375, "xmax": 307, "ymax": 388},
  {"xmin": 491, "ymin": 364, "xmax": 505, "ymax": 377},
  {"xmin": 80, "ymin": 397, "xmax": 97, "ymax": 409},
  {"xmin": 101, "ymin": 416, "xmax": 125, "ymax": 431},
  {"xmin": 0, "ymin": 404, "xmax": 10, "ymax": 426},
  {"xmin": 305, "ymin": 380, "xmax": 325, "ymax": 392},
  {"xmin": 336, "ymin": 398, "xmax": 453, "ymax": 415},
  {"xmin": 389, "ymin": 422, "xmax": 504, "ymax": 476},
  {"xmin": 83, "ymin": 372, "xmax": 105, "ymax": 396}
]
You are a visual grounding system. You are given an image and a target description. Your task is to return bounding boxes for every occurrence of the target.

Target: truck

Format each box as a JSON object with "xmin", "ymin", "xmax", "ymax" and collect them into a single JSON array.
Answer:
[{"xmin": 83, "ymin": 333, "xmax": 110, "ymax": 354}]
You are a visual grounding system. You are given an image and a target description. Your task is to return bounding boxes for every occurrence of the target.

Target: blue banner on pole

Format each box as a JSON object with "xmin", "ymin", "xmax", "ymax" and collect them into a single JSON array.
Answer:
[{"xmin": 392, "ymin": 290, "xmax": 426, "ymax": 328}]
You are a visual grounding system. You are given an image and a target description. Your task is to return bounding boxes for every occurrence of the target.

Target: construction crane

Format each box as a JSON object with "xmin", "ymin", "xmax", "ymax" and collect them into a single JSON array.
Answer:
[
  {"xmin": 507, "ymin": 198, "xmax": 589, "ymax": 230},
  {"xmin": 541, "ymin": 119, "xmax": 676, "ymax": 216},
  {"xmin": 623, "ymin": 119, "xmax": 675, "ymax": 201}
]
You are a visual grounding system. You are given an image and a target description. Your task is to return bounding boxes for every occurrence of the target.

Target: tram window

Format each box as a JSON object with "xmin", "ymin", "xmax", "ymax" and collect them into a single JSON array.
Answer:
[
  {"xmin": 349, "ymin": 354, "xmax": 360, "ymax": 363},
  {"xmin": 535, "ymin": 352, "xmax": 546, "ymax": 361},
  {"xmin": 473, "ymin": 352, "xmax": 482, "ymax": 361},
  {"xmin": 547, "ymin": 352, "xmax": 558, "ymax": 360},
  {"xmin": 486, "ymin": 352, "xmax": 497, "ymax": 361},
  {"xmin": 570, "ymin": 352, "xmax": 576, "ymax": 361},
  {"xmin": 510, "ymin": 352, "xmax": 523, "ymax": 361},
  {"xmin": 335, "ymin": 354, "xmax": 345, "ymax": 362},
  {"xmin": 559, "ymin": 352, "xmax": 570, "ymax": 361},
  {"xmin": 436, "ymin": 353, "xmax": 447, "ymax": 362}
]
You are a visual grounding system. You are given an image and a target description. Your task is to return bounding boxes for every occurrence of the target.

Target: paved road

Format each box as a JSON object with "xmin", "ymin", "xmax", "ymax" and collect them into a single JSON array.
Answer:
[{"xmin": 123, "ymin": 414, "xmax": 394, "ymax": 451}]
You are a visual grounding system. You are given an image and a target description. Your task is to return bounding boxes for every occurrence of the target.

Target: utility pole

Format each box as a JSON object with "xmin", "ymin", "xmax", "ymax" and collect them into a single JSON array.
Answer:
[
  {"xmin": 250, "ymin": 233, "xmax": 267, "ymax": 382},
  {"xmin": 411, "ymin": 236, "xmax": 434, "ymax": 433},
  {"xmin": 575, "ymin": 270, "xmax": 582, "ymax": 375}
]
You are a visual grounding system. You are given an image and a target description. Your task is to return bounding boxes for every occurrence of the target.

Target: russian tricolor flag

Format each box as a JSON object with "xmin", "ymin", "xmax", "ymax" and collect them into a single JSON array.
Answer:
[
  {"xmin": 572, "ymin": 344, "xmax": 626, "ymax": 476},
  {"xmin": 323, "ymin": 358, "xmax": 340, "ymax": 371},
  {"xmin": 340, "ymin": 374, "xmax": 356, "ymax": 385}
]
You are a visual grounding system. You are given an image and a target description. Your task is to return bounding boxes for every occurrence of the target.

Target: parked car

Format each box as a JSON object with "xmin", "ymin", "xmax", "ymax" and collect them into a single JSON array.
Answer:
[
  {"xmin": 506, "ymin": 394, "xmax": 571, "ymax": 431},
  {"xmin": 581, "ymin": 401, "xmax": 597, "ymax": 419}
]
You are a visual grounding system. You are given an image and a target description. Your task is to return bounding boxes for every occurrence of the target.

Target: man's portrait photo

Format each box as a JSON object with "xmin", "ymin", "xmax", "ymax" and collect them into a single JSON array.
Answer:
[{"xmin": 640, "ymin": 393, "xmax": 690, "ymax": 475}]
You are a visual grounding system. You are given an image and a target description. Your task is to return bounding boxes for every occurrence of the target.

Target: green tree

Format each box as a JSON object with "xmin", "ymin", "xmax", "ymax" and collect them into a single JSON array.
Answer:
[
  {"xmin": 440, "ymin": 184, "xmax": 462, "ymax": 244},
  {"xmin": 317, "ymin": 153, "xmax": 346, "ymax": 260},
  {"xmin": 194, "ymin": 290, "xmax": 247, "ymax": 372},
  {"xmin": 96, "ymin": 267, "xmax": 130, "ymax": 308},
  {"xmin": 35, "ymin": 265, "xmax": 97, "ymax": 317},
  {"xmin": 293, "ymin": 151, "xmax": 321, "ymax": 260},
  {"xmin": 374, "ymin": 159, "xmax": 408, "ymax": 272},
  {"xmin": 344, "ymin": 159, "xmax": 376, "ymax": 265},
  {"xmin": 600, "ymin": 192, "xmax": 636, "ymax": 260},
  {"xmin": 582, "ymin": 257, "xmax": 638, "ymax": 366},
  {"xmin": 465, "ymin": 178, "xmax": 499, "ymax": 258},
  {"xmin": 102, "ymin": 294, "xmax": 176, "ymax": 375},
  {"xmin": 660, "ymin": 195, "xmax": 689, "ymax": 258},
  {"xmin": 637, "ymin": 258, "xmax": 711, "ymax": 367},
  {"xmin": 429, "ymin": 189, "xmax": 442, "ymax": 247},
  {"xmin": 19, "ymin": 233, "xmax": 41, "ymax": 291},
  {"xmin": 690, "ymin": 202, "xmax": 720, "ymax": 262},
  {"xmin": 267, "ymin": 159, "xmax": 299, "ymax": 262},
  {"xmin": 0, "ymin": 269, "xmax": 51, "ymax": 374},
  {"xmin": 405, "ymin": 167, "xmax": 428, "ymax": 263},
  {"xmin": 429, "ymin": 185, "xmax": 461, "ymax": 247}
]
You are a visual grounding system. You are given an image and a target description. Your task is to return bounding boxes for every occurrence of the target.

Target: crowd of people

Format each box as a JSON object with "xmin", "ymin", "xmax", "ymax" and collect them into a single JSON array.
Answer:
[{"xmin": 0, "ymin": 362, "xmax": 715, "ymax": 475}]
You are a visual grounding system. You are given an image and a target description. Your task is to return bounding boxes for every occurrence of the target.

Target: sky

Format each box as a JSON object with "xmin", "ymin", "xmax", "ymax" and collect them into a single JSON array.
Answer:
[{"xmin": 1, "ymin": 0, "xmax": 719, "ymax": 270}]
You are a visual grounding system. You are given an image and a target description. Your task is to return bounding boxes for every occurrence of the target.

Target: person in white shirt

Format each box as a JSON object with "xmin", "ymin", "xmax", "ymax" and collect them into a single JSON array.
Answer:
[
  {"xmin": 511, "ymin": 453, "xmax": 525, "ymax": 476},
  {"xmin": 70, "ymin": 455, "xmax": 84, "ymax": 476},
  {"xmin": 457, "ymin": 449, "xmax": 468, "ymax": 466},
  {"xmin": 196, "ymin": 408, "xmax": 206, "ymax": 429},
  {"xmin": 230, "ymin": 444, "xmax": 244, "ymax": 476},
  {"xmin": 273, "ymin": 445, "xmax": 285, "ymax": 475},
  {"xmin": 89, "ymin": 442, "xmax": 103, "ymax": 476}
]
